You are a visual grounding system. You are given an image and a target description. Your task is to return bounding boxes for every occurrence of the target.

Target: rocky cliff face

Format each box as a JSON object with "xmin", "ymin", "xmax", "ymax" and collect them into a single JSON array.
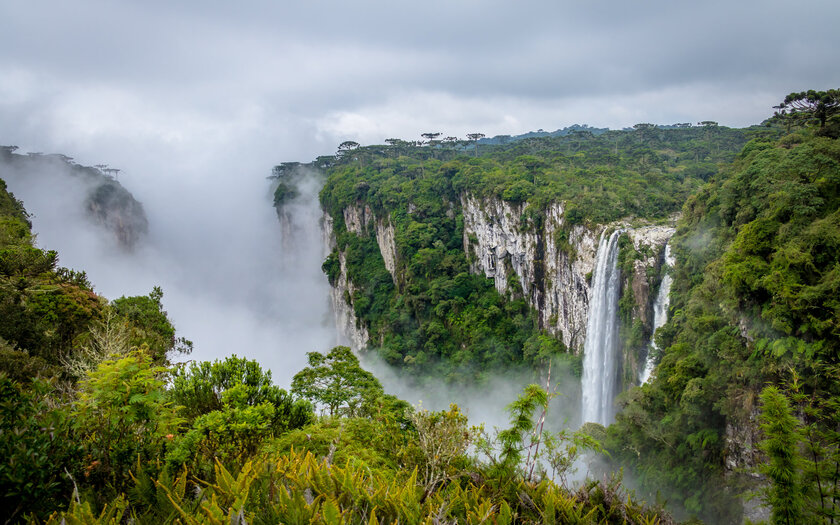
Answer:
[
  {"xmin": 342, "ymin": 204, "xmax": 398, "ymax": 282},
  {"xmin": 624, "ymin": 225, "xmax": 676, "ymax": 323},
  {"xmin": 324, "ymin": 196, "xmax": 676, "ymax": 372},
  {"xmin": 86, "ymin": 181, "xmax": 148, "ymax": 249},
  {"xmin": 322, "ymin": 211, "xmax": 370, "ymax": 350},
  {"xmin": 461, "ymin": 194, "xmax": 675, "ymax": 354},
  {"xmin": 0, "ymin": 149, "xmax": 148, "ymax": 250},
  {"xmin": 461, "ymin": 195, "xmax": 596, "ymax": 350},
  {"xmin": 724, "ymin": 408, "xmax": 770, "ymax": 524}
]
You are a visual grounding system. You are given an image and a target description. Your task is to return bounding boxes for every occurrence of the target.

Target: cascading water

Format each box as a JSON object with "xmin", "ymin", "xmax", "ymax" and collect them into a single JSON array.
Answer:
[
  {"xmin": 639, "ymin": 242, "xmax": 675, "ymax": 384},
  {"xmin": 581, "ymin": 229, "xmax": 622, "ymax": 426}
]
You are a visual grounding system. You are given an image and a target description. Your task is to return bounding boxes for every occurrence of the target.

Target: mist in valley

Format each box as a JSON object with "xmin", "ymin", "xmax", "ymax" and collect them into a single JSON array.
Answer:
[
  {"xmin": 0, "ymin": 149, "xmax": 339, "ymax": 386},
  {"xmin": 1, "ymin": 145, "xmax": 597, "ymax": 440}
]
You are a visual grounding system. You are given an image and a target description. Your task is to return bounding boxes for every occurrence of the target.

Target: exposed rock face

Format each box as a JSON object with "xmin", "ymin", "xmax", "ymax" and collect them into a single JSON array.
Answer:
[
  {"xmin": 0, "ymin": 150, "xmax": 148, "ymax": 250},
  {"xmin": 724, "ymin": 409, "xmax": 770, "ymax": 524},
  {"xmin": 461, "ymin": 195, "xmax": 597, "ymax": 350},
  {"xmin": 342, "ymin": 203, "xmax": 399, "ymax": 283},
  {"xmin": 375, "ymin": 217, "xmax": 397, "ymax": 281},
  {"xmin": 324, "ymin": 196, "xmax": 675, "ymax": 363},
  {"xmin": 322, "ymin": 210, "xmax": 369, "ymax": 350},
  {"xmin": 343, "ymin": 203, "xmax": 373, "ymax": 234},
  {"xmin": 86, "ymin": 181, "xmax": 148, "ymax": 249},
  {"xmin": 461, "ymin": 194, "xmax": 675, "ymax": 353},
  {"xmin": 625, "ymin": 225, "xmax": 676, "ymax": 323}
]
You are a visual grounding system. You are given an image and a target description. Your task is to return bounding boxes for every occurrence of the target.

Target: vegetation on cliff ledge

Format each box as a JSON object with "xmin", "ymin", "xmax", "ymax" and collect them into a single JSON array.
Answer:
[{"xmin": 315, "ymin": 125, "xmax": 753, "ymax": 379}]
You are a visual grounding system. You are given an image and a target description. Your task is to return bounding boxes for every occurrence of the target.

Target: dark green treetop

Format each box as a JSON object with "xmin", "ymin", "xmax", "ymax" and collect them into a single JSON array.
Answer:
[{"xmin": 775, "ymin": 89, "xmax": 840, "ymax": 128}]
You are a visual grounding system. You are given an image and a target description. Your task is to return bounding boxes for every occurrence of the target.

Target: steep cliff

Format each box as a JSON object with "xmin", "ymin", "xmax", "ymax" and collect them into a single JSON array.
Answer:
[
  {"xmin": 0, "ymin": 146, "xmax": 148, "ymax": 249},
  {"xmin": 461, "ymin": 194, "xmax": 675, "ymax": 355},
  {"xmin": 325, "ymin": 192, "xmax": 675, "ymax": 382},
  {"xmin": 322, "ymin": 210, "xmax": 371, "ymax": 350},
  {"xmin": 316, "ymin": 126, "xmax": 749, "ymax": 379},
  {"xmin": 342, "ymin": 203, "xmax": 398, "ymax": 282}
]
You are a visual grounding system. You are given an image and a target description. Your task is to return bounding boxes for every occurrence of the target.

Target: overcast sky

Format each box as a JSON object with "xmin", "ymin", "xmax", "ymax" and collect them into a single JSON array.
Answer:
[
  {"xmin": 2, "ymin": 0, "xmax": 839, "ymax": 167},
  {"xmin": 1, "ymin": 1, "xmax": 839, "ymax": 389}
]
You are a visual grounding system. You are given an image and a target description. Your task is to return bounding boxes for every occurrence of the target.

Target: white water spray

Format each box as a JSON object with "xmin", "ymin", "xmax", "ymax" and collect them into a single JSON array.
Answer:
[
  {"xmin": 639, "ymin": 242, "xmax": 675, "ymax": 384},
  {"xmin": 581, "ymin": 229, "xmax": 622, "ymax": 426}
]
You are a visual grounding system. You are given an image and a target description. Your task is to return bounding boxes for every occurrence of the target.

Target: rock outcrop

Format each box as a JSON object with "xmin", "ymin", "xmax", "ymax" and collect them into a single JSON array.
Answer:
[
  {"xmin": 0, "ymin": 148, "xmax": 148, "ymax": 250},
  {"xmin": 324, "ymin": 196, "xmax": 676, "ymax": 371},
  {"xmin": 461, "ymin": 194, "xmax": 675, "ymax": 353},
  {"xmin": 322, "ymin": 211, "xmax": 370, "ymax": 350},
  {"xmin": 86, "ymin": 181, "xmax": 148, "ymax": 249},
  {"xmin": 342, "ymin": 203, "xmax": 399, "ymax": 283}
]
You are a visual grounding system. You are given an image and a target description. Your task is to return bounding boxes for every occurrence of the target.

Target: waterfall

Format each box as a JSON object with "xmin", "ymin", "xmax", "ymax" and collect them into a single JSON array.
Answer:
[
  {"xmin": 639, "ymin": 243, "xmax": 675, "ymax": 384},
  {"xmin": 581, "ymin": 229, "xmax": 622, "ymax": 426}
]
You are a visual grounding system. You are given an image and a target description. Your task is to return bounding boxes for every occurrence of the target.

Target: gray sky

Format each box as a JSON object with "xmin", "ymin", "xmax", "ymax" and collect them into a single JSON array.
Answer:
[
  {"xmin": 0, "ymin": 0, "xmax": 838, "ymax": 389},
  {"xmin": 2, "ymin": 0, "xmax": 839, "ymax": 165}
]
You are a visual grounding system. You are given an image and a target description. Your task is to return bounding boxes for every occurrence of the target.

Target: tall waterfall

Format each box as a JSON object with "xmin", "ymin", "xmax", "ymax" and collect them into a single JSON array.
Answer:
[
  {"xmin": 639, "ymin": 242, "xmax": 675, "ymax": 384},
  {"xmin": 581, "ymin": 230, "xmax": 622, "ymax": 426}
]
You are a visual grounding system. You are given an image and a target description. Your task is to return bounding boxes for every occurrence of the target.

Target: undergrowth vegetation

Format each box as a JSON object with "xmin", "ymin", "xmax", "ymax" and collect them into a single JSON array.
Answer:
[{"xmin": 605, "ymin": 125, "xmax": 840, "ymax": 522}]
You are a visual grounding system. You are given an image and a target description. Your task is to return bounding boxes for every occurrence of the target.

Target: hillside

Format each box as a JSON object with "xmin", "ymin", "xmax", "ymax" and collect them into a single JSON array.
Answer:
[
  {"xmin": 312, "ymin": 124, "xmax": 753, "ymax": 386},
  {"xmin": 605, "ymin": 129, "xmax": 840, "ymax": 522},
  {"xmin": 0, "ymin": 172, "xmax": 670, "ymax": 524}
]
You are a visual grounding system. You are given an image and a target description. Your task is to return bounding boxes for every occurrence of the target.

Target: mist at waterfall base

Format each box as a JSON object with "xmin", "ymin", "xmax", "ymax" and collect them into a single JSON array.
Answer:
[
  {"xmin": 363, "ymin": 352, "xmax": 601, "ymax": 484},
  {"xmin": 0, "ymin": 153, "xmax": 337, "ymax": 386},
  {"xmin": 363, "ymin": 351, "xmax": 585, "ymax": 431}
]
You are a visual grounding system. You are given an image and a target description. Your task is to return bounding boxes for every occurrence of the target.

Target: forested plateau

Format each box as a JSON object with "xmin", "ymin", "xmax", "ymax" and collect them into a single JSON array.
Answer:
[{"xmin": 2, "ymin": 90, "xmax": 839, "ymax": 523}]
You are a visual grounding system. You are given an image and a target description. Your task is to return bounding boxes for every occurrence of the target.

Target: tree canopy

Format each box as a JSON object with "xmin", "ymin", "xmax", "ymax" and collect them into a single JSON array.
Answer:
[{"xmin": 775, "ymin": 89, "xmax": 840, "ymax": 128}]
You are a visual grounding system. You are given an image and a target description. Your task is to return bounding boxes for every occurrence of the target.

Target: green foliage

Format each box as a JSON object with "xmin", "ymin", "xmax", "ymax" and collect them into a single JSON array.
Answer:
[
  {"xmin": 0, "ymin": 375, "xmax": 78, "ymax": 524},
  {"xmin": 605, "ymin": 124, "xmax": 840, "ymax": 521},
  {"xmin": 0, "ymin": 346, "xmax": 58, "ymax": 383},
  {"xmin": 754, "ymin": 375, "xmax": 840, "ymax": 524},
  {"xmin": 321, "ymin": 251, "xmax": 341, "ymax": 285},
  {"xmin": 167, "ymin": 355, "xmax": 313, "ymax": 473},
  {"xmin": 0, "ymin": 178, "xmax": 110, "ymax": 367},
  {"xmin": 44, "ymin": 497, "xmax": 127, "ymax": 525},
  {"xmin": 267, "ymin": 416, "xmax": 412, "ymax": 471},
  {"xmin": 0, "ymin": 179, "xmax": 29, "ymax": 227},
  {"xmin": 494, "ymin": 384, "xmax": 549, "ymax": 478},
  {"xmin": 72, "ymin": 350, "xmax": 182, "ymax": 495},
  {"xmin": 759, "ymin": 386, "xmax": 804, "ymax": 524},
  {"xmin": 166, "ymin": 383, "xmax": 278, "ymax": 471},
  {"xmin": 52, "ymin": 448, "xmax": 670, "ymax": 525},
  {"xmin": 775, "ymin": 89, "xmax": 840, "ymax": 129},
  {"xmin": 111, "ymin": 286, "xmax": 193, "ymax": 361},
  {"xmin": 169, "ymin": 354, "xmax": 312, "ymax": 426},
  {"xmin": 410, "ymin": 404, "xmax": 477, "ymax": 491},
  {"xmin": 273, "ymin": 181, "xmax": 299, "ymax": 207},
  {"xmin": 291, "ymin": 346, "xmax": 384, "ymax": 417}
]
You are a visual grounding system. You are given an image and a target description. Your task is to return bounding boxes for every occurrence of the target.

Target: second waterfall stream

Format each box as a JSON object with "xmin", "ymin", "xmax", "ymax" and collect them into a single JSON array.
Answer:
[
  {"xmin": 581, "ymin": 229, "xmax": 623, "ymax": 426},
  {"xmin": 639, "ymin": 242, "xmax": 676, "ymax": 384}
]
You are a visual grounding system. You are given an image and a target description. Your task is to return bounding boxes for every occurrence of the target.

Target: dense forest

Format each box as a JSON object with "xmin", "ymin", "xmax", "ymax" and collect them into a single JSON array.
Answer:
[
  {"xmin": 606, "ymin": 111, "xmax": 840, "ymax": 522},
  {"xmin": 0, "ymin": 162, "xmax": 668, "ymax": 523},
  {"xmin": 314, "ymin": 122, "xmax": 752, "ymax": 383},
  {"xmin": 2, "ymin": 88, "xmax": 839, "ymax": 523}
]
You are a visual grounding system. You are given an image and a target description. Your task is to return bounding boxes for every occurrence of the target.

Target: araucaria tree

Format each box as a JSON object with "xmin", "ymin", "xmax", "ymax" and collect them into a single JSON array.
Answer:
[
  {"xmin": 466, "ymin": 132, "xmax": 485, "ymax": 156},
  {"xmin": 775, "ymin": 89, "xmax": 840, "ymax": 128}
]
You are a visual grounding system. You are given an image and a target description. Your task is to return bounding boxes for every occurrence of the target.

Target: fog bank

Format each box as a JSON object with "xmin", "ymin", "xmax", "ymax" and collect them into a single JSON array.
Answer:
[{"xmin": 0, "ymin": 149, "xmax": 338, "ymax": 387}]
